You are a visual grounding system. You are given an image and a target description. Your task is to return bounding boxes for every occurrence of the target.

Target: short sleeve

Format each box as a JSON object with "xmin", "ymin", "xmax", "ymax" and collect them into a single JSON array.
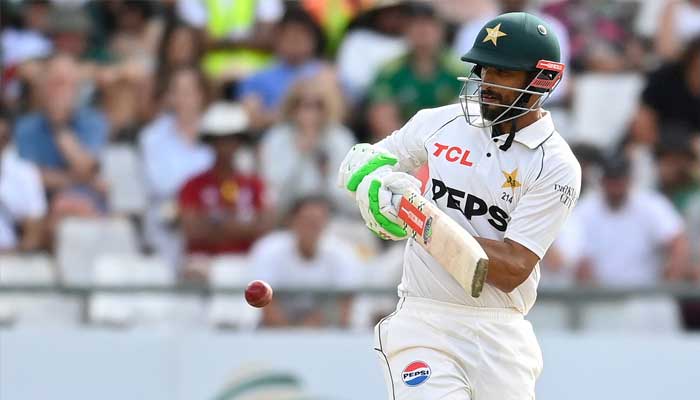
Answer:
[
  {"xmin": 504, "ymin": 155, "xmax": 582, "ymax": 259},
  {"xmin": 647, "ymin": 193, "xmax": 684, "ymax": 244},
  {"xmin": 251, "ymin": 177, "xmax": 266, "ymax": 210},
  {"xmin": 76, "ymin": 109, "xmax": 108, "ymax": 156},
  {"xmin": 13, "ymin": 115, "xmax": 42, "ymax": 164},
  {"xmin": 376, "ymin": 107, "xmax": 460, "ymax": 172},
  {"xmin": 178, "ymin": 177, "xmax": 201, "ymax": 210}
]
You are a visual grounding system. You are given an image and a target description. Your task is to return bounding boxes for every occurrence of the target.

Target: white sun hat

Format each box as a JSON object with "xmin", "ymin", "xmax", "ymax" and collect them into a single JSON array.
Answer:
[{"xmin": 200, "ymin": 102, "xmax": 251, "ymax": 138}]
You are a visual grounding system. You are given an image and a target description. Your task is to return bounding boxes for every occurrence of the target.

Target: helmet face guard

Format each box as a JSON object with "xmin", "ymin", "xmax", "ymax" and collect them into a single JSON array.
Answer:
[{"xmin": 459, "ymin": 59, "xmax": 566, "ymax": 128}]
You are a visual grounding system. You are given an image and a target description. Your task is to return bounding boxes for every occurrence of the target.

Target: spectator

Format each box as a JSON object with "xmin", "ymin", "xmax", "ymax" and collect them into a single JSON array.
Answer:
[
  {"xmin": 542, "ymin": 0, "xmax": 645, "ymax": 72},
  {"xmin": 47, "ymin": 4, "xmax": 97, "ymax": 62},
  {"xmin": 452, "ymin": 0, "xmax": 571, "ymax": 104},
  {"xmin": 336, "ymin": 1, "xmax": 409, "ymax": 103},
  {"xmin": 260, "ymin": 74, "xmax": 356, "ymax": 217},
  {"xmin": 574, "ymin": 155, "xmax": 689, "ymax": 286},
  {"xmin": 140, "ymin": 66, "xmax": 213, "ymax": 267},
  {"xmin": 238, "ymin": 7, "xmax": 324, "ymax": 128},
  {"xmin": 179, "ymin": 102, "xmax": 270, "ymax": 258},
  {"xmin": 0, "ymin": 111, "xmax": 46, "ymax": 253},
  {"xmin": 631, "ymin": 36, "xmax": 700, "ymax": 145},
  {"xmin": 366, "ymin": 3, "xmax": 462, "ymax": 139},
  {"xmin": 655, "ymin": 0, "xmax": 700, "ymax": 61},
  {"xmin": 655, "ymin": 135, "xmax": 700, "ymax": 212},
  {"xmin": 540, "ymin": 213, "xmax": 584, "ymax": 288},
  {"xmin": 157, "ymin": 23, "xmax": 204, "ymax": 79},
  {"xmin": 100, "ymin": 76, "xmax": 142, "ymax": 143},
  {"xmin": 301, "ymin": 0, "xmax": 367, "ymax": 56},
  {"xmin": 14, "ymin": 54, "xmax": 108, "ymax": 221},
  {"xmin": 571, "ymin": 144, "xmax": 604, "ymax": 195},
  {"xmin": 176, "ymin": 0, "xmax": 282, "ymax": 79},
  {"xmin": 251, "ymin": 195, "xmax": 361, "ymax": 328},
  {"xmin": 108, "ymin": 0, "xmax": 164, "ymax": 73},
  {"xmin": 1, "ymin": 0, "xmax": 53, "ymax": 110}
]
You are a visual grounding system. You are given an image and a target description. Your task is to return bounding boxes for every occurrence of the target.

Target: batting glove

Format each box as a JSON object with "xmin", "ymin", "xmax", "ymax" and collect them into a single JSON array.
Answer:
[{"xmin": 355, "ymin": 170, "xmax": 421, "ymax": 240}]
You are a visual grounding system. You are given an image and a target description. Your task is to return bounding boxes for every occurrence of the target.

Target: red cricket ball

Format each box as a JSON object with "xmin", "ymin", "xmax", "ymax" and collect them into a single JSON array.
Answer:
[{"xmin": 244, "ymin": 280, "xmax": 273, "ymax": 308}]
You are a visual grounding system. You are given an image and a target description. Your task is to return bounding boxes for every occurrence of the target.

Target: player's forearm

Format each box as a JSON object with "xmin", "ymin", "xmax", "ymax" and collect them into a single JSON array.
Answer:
[{"xmin": 475, "ymin": 237, "xmax": 537, "ymax": 293}]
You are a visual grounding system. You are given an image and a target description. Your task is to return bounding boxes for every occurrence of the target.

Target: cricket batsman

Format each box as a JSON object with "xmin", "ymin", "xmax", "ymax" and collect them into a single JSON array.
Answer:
[{"xmin": 337, "ymin": 12, "xmax": 581, "ymax": 399}]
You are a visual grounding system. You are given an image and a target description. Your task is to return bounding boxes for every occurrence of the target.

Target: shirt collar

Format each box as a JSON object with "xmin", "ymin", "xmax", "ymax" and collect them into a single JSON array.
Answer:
[{"xmin": 511, "ymin": 110, "xmax": 556, "ymax": 149}]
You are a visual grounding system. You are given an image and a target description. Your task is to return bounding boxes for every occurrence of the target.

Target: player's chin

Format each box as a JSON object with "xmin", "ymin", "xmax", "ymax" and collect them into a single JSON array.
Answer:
[{"xmin": 480, "ymin": 105, "xmax": 503, "ymax": 122}]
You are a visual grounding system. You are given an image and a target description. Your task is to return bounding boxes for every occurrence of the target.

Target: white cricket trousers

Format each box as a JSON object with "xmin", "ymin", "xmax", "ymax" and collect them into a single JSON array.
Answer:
[{"xmin": 374, "ymin": 296, "xmax": 543, "ymax": 400}]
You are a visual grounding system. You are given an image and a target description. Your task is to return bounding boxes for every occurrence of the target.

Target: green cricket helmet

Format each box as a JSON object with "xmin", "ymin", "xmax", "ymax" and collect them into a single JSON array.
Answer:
[{"xmin": 458, "ymin": 12, "xmax": 565, "ymax": 130}]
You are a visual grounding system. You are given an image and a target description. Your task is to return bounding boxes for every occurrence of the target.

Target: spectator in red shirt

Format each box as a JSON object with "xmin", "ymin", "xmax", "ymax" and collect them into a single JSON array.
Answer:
[{"xmin": 178, "ymin": 102, "xmax": 271, "ymax": 258}]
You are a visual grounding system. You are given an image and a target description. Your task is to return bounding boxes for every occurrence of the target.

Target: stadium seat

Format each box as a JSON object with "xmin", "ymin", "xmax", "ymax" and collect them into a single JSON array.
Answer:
[
  {"xmin": 56, "ymin": 217, "xmax": 140, "ymax": 286},
  {"xmin": 571, "ymin": 73, "xmax": 644, "ymax": 148},
  {"xmin": 0, "ymin": 253, "xmax": 55, "ymax": 285},
  {"xmin": 207, "ymin": 255, "xmax": 261, "ymax": 330},
  {"xmin": 0, "ymin": 254, "xmax": 79, "ymax": 326},
  {"xmin": 90, "ymin": 254, "xmax": 203, "ymax": 327},
  {"xmin": 101, "ymin": 144, "xmax": 148, "ymax": 215}
]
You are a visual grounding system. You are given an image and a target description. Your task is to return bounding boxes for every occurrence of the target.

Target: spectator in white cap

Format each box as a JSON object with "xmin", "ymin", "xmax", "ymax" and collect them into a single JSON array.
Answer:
[{"xmin": 178, "ymin": 102, "xmax": 271, "ymax": 263}]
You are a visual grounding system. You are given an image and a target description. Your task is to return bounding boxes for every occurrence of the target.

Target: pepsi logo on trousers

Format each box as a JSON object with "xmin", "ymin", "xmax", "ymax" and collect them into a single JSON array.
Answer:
[{"xmin": 402, "ymin": 361, "xmax": 431, "ymax": 386}]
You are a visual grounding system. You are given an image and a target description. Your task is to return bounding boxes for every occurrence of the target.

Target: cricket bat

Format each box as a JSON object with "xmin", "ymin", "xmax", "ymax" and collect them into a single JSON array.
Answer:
[{"xmin": 395, "ymin": 189, "xmax": 489, "ymax": 298}]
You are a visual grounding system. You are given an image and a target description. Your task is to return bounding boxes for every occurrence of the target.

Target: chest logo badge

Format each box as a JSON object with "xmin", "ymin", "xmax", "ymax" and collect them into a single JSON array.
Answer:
[
  {"xmin": 501, "ymin": 169, "xmax": 522, "ymax": 192},
  {"xmin": 433, "ymin": 143, "xmax": 473, "ymax": 167}
]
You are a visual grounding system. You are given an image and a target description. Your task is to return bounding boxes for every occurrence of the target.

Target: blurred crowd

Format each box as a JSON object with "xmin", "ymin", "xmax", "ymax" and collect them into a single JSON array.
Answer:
[{"xmin": 1, "ymin": 0, "xmax": 699, "ymax": 330}]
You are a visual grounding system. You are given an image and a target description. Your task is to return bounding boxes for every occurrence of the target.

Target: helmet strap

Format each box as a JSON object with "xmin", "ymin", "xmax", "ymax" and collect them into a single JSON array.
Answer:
[{"xmin": 495, "ymin": 91, "xmax": 532, "ymax": 151}]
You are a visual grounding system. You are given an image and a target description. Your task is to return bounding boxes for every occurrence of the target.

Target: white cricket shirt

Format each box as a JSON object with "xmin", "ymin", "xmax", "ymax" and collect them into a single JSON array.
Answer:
[
  {"xmin": 574, "ymin": 189, "xmax": 683, "ymax": 287},
  {"xmin": 377, "ymin": 104, "xmax": 581, "ymax": 313}
]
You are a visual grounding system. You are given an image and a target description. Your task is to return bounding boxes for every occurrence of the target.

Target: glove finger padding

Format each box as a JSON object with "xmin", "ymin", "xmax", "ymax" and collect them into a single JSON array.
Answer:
[
  {"xmin": 337, "ymin": 143, "xmax": 398, "ymax": 192},
  {"xmin": 356, "ymin": 176, "xmax": 406, "ymax": 240},
  {"xmin": 356, "ymin": 171, "xmax": 421, "ymax": 240}
]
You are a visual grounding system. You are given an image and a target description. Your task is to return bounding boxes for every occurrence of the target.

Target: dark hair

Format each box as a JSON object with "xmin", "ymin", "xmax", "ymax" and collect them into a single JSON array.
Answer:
[
  {"xmin": 601, "ymin": 153, "xmax": 630, "ymax": 179},
  {"xmin": 405, "ymin": 1, "xmax": 438, "ymax": 19},
  {"xmin": 572, "ymin": 143, "xmax": 604, "ymax": 165},
  {"xmin": 654, "ymin": 132, "xmax": 697, "ymax": 160},
  {"xmin": 122, "ymin": 0, "xmax": 155, "ymax": 19},
  {"xmin": 278, "ymin": 6, "xmax": 326, "ymax": 57},
  {"xmin": 288, "ymin": 194, "xmax": 330, "ymax": 217}
]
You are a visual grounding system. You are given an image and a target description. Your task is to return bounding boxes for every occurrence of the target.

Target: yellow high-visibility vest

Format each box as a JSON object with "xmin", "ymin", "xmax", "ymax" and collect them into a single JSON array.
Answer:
[{"xmin": 202, "ymin": 0, "xmax": 272, "ymax": 78}]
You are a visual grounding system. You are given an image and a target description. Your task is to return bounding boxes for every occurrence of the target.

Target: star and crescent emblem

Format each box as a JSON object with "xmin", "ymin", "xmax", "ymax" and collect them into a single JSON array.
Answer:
[
  {"xmin": 501, "ymin": 168, "xmax": 522, "ymax": 192},
  {"xmin": 482, "ymin": 23, "xmax": 507, "ymax": 46}
]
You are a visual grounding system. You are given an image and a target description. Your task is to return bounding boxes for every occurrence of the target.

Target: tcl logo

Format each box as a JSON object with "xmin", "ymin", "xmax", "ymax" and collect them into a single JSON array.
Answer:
[{"xmin": 433, "ymin": 143, "xmax": 473, "ymax": 167}]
